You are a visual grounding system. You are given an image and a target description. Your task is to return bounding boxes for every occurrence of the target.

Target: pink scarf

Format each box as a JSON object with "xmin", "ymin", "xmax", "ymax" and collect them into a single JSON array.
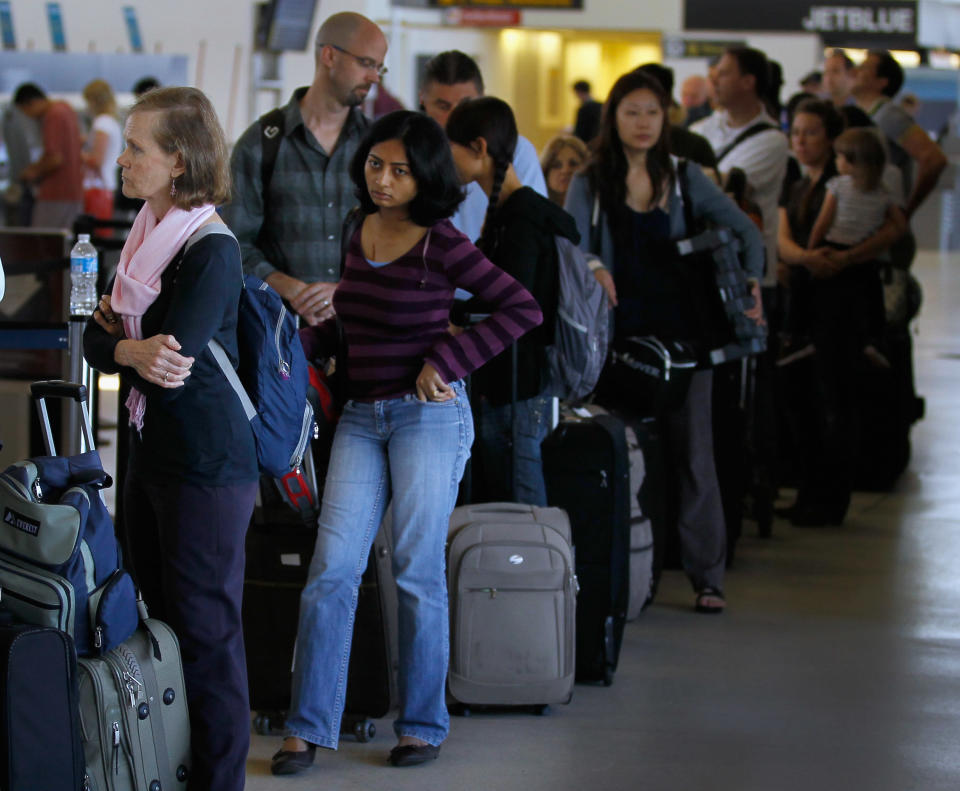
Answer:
[{"xmin": 111, "ymin": 202, "xmax": 216, "ymax": 430}]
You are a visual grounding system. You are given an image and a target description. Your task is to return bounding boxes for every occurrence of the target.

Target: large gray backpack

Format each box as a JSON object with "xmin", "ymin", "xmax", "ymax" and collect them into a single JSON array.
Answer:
[{"xmin": 544, "ymin": 236, "xmax": 609, "ymax": 402}]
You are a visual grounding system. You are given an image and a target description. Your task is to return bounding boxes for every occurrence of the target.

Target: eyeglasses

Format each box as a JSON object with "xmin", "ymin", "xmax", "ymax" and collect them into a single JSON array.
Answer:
[{"xmin": 323, "ymin": 44, "xmax": 388, "ymax": 78}]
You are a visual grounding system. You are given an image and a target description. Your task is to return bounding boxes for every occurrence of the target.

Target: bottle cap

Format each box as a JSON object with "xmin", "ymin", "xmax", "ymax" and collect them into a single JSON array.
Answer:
[{"xmin": 77, "ymin": 234, "xmax": 91, "ymax": 244}]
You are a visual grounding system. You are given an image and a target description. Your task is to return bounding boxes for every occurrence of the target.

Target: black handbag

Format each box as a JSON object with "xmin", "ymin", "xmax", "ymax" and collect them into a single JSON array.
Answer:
[
  {"xmin": 596, "ymin": 336, "xmax": 698, "ymax": 417},
  {"xmin": 675, "ymin": 160, "xmax": 767, "ymax": 365}
]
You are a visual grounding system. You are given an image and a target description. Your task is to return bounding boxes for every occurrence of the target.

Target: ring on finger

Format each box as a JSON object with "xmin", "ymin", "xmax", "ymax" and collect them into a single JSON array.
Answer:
[{"xmin": 163, "ymin": 371, "xmax": 169, "ymax": 383}]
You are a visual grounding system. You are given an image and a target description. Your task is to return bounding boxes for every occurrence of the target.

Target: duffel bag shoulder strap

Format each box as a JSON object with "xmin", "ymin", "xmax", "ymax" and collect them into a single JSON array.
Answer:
[{"xmin": 677, "ymin": 159, "xmax": 698, "ymax": 236}]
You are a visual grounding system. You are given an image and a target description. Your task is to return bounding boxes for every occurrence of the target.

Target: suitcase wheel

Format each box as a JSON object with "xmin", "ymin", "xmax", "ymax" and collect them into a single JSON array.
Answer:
[
  {"xmin": 341, "ymin": 715, "xmax": 376, "ymax": 742},
  {"xmin": 603, "ymin": 666, "xmax": 614, "ymax": 687},
  {"xmin": 252, "ymin": 711, "xmax": 285, "ymax": 736}
]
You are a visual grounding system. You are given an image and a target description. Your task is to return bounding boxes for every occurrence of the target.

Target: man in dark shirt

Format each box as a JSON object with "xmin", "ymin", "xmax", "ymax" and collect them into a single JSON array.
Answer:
[
  {"xmin": 681, "ymin": 74, "xmax": 713, "ymax": 128},
  {"xmin": 222, "ymin": 13, "xmax": 387, "ymax": 325},
  {"xmin": 572, "ymin": 80, "xmax": 602, "ymax": 143}
]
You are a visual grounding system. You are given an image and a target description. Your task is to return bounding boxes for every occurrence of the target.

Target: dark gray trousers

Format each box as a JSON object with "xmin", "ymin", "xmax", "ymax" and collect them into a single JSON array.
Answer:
[{"xmin": 658, "ymin": 369, "xmax": 727, "ymax": 591}]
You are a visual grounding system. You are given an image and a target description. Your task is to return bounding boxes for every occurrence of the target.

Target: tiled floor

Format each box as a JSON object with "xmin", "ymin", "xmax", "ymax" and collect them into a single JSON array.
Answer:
[{"xmin": 240, "ymin": 249, "xmax": 960, "ymax": 791}]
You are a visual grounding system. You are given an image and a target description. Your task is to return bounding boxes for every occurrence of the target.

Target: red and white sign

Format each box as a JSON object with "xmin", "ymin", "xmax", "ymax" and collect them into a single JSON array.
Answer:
[{"xmin": 444, "ymin": 8, "xmax": 523, "ymax": 27}]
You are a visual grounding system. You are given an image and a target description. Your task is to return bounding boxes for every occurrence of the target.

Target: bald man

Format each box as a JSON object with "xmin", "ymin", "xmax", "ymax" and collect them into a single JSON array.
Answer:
[
  {"xmin": 681, "ymin": 74, "xmax": 713, "ymax": 127},
  {"xmin": 222, "ymin": 13, "xmax": 387, "ymax": 325}
]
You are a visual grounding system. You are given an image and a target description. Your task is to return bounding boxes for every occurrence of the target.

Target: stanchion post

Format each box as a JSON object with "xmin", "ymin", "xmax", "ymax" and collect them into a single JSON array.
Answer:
[{"xmin": 66, "ymin": 316, "xmax": 95, "ymax": 455}]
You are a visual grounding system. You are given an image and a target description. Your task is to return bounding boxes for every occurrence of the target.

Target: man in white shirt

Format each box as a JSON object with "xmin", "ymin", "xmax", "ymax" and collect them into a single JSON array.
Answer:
[
  {"xmin": 418, "ymin": 50, "xmax": 546, "ymax": 242},
  {"xmin": 692, "ymin": 47, "xmax": 788, "ymax": 285}
]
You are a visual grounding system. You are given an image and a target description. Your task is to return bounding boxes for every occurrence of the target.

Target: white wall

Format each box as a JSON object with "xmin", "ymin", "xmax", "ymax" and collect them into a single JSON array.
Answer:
[{"xmin": 8, "ymin": 0, "xmax": 251, "ymax": 138}]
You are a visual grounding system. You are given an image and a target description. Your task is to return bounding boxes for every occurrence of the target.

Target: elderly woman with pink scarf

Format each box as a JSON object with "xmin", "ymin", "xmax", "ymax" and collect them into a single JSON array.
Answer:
[{"xmin": 83, "ymin": 87, "xmax": 257, "ymax": 791}]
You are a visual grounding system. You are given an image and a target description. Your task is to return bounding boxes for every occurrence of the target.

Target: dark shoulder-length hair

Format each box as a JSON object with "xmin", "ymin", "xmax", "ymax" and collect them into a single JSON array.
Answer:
[
  {"xmin": 349, "ymin": 110, "xmax": 464, "ymax": 226},
  {"xmin": 587, "ymin": 69, "xmax": 674, "ymax": 219},
  {"xmin": 132, "ymin": 86, "xmax": 231, "ymax": 209}
]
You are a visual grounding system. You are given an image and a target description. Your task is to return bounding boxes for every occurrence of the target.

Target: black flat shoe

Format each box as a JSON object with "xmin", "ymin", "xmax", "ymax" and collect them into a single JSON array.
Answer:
[
  {"xmin": 270, "ymin": 744, "xmax": 316, "ymax": 776},
  {"xmin": 774, "ymin": 503, "xmax": 800, "ymax": 520},
  {"xmin": 789, "ymin": 505, "xmax": 845, "ymax": 527},
  {"xmin": 389, "ymin": 743, "xmax": 440, "ymax": 767}
]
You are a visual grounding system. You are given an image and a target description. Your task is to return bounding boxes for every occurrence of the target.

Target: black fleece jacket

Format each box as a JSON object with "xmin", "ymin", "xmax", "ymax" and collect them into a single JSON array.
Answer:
[{"xmin": 472, "ymin": 186, "xmax": 580, "ymax": 406}]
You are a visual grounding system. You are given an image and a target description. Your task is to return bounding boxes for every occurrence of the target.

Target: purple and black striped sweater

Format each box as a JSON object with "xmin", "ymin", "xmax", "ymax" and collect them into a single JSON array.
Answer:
[{"xmin": 299, "ymin": 218, "xmax": 543, "ymax": 402}]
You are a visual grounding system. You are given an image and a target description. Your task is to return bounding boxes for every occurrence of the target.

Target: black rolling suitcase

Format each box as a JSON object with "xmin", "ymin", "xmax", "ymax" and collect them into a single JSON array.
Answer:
[
  {"xmin": 243, "ymin": 451, "xmax": 398, "ymax": 742},
  {"xmin": 853, "ymin": 326, "xmax": 923, "ymax": 491},
  {"xmin": 542, "ymin": 411, "xmax": 630, "ymax": 685},
  {"xmin": 0, "ymin": 617, "xmax": 85, "ymax": 791}
]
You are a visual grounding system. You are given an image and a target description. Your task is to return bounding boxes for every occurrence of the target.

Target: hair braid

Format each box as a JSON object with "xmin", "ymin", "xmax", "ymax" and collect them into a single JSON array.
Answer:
[{"xmin": 482, "ymin": 156, "xmax": 509, "ymax": 237}]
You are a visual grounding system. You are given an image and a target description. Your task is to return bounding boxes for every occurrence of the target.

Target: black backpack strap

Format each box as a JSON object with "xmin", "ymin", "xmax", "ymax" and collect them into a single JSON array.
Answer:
[
  {"xmin": 258, "ymin": 107, "xmax": 286, "ymax": 202},
  {"xmin": 254, "ymin": 107, "xmax": 286, "ymax": 272},
  {"xmin": 715, "ymin": 121, "xmax": 778, "ymax": 165}
]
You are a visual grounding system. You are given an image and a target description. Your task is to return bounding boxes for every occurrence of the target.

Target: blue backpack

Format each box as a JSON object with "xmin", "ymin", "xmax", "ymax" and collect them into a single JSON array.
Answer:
[
  {"xmin": 186, "ymin": 225, "xmax": 315, "ymax": 479},
  {"xmin": 0, "ymin": 449, "xmax": 139, "ymax": 656}
]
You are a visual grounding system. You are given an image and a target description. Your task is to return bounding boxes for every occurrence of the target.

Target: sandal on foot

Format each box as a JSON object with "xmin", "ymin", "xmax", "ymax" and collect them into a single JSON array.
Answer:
[{"xmin": 695, "ymin": 587, "xmax": 726, "ymax": 614}]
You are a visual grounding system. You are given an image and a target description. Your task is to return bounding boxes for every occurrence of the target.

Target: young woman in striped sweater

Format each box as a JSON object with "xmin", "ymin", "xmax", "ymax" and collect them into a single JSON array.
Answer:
[{"xmin": 272, "ymin": 110, "xmax": 542, "ymax": 775}]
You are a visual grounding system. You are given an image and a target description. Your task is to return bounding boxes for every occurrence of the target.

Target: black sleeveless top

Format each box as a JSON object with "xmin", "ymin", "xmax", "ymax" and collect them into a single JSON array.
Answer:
[{"xmin": 613, "ymin": 206, "xmax": 693, "ymax": 340}]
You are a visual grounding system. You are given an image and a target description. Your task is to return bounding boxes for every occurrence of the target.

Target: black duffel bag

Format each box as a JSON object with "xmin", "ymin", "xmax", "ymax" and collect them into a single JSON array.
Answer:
[{"xmin": 595, "ymin": 336, "xmax": 698, "ymax": 418}]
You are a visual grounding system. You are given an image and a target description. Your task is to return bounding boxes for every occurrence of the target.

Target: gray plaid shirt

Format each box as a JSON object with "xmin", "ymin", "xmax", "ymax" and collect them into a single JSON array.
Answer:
[{"xmin": 222, "ymin": 88, "xmax": 370, "ymax": 284}]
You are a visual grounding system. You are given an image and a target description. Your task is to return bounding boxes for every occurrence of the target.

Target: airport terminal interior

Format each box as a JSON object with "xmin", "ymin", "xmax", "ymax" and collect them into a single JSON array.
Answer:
[{"xmin": 1, "ymin": 0, "xmax": 960, "ymax": 789}]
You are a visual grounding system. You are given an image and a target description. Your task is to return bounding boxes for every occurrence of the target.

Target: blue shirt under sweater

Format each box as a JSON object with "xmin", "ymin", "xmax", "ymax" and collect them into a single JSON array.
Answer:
[{"xmin": 83, "ymin": 233, "xmax": 258, "ymax": 486}]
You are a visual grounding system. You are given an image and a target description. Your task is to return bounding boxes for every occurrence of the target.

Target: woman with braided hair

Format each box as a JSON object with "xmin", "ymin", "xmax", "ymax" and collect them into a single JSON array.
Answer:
[{"xmin": 446, "ymin": 97, "xmax": 580, "ymax": 504}]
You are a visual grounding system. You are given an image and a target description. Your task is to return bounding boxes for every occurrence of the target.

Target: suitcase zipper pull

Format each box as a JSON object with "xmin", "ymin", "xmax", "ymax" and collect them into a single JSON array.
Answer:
[
  {"xmin": 123, "ymin": 672, "xmax": 143, "ymax": 709},
  {"xmin": 112, "ymin": 721, "xmax": 121, "ymax": 774},
  {"xmin": 599, "ymin": 470, "xmax": 609, "ymax": 488},
  {"xmin": 94, "ymin": 626, "xmax": 103, "ymax": 649},
  {"xmin": 32, "ymin": 477, "xmax": 42, "ymax": 501}
]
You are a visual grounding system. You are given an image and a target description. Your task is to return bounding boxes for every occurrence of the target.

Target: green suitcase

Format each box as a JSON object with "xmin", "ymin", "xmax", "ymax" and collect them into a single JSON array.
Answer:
[{"xmin": 77, "ymin": 618, "xmax": 191, "ymax": 791}]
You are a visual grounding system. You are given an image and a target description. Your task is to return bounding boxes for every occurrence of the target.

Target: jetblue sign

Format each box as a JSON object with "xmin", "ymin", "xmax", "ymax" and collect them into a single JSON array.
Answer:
[
  {"xmin": 801, "ymin": 5, "xmax": 914, "ymax": 36},
  {"xmin": 685, "ymin": 1, "xmax": 918, "ymax": 48}
]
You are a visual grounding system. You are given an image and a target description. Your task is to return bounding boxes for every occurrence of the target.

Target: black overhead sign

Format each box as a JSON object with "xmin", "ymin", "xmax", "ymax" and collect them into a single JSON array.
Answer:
[
  {"xmin": 394, "ymin": 0, "xmax": 582, "ymax": 7},
  {"xmin": 684, "ymin": 1, "xmax": 918, "ymax": 48}
]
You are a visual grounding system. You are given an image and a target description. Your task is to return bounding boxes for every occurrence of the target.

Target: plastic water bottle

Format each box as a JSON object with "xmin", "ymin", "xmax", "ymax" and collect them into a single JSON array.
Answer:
[{"xmin": 69, "ymin": 234, "xmax": 98, "ymax": 316}]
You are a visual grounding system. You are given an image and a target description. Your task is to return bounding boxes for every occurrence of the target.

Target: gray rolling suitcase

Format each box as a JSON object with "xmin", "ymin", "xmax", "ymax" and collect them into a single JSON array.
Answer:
[
  {"xmin": 624, "ymin": 423, "xmax": 654, "ymax": 620},
  {"xmin": 446, "ymin": 503, "xmax": 577, "ymax": 710},
  {"xmin": 77, "ymin": 616, "xmax": 191, "ymax": 791}
]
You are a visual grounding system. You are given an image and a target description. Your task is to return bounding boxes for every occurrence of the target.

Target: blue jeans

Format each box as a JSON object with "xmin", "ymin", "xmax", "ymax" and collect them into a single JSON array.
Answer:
[
  {"xmin": 285, "ymin": 381, "xmax": 473, "ymax": 749},
  {"xmin": 475, "ymin": 394, "xmax": 552, "ymax": 506}
]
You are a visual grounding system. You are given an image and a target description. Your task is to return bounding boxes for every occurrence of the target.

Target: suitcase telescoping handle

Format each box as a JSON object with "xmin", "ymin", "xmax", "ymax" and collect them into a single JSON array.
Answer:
[{"xmin": 29, "ymin": 380, "xmax": 96, "ymax": 456}]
